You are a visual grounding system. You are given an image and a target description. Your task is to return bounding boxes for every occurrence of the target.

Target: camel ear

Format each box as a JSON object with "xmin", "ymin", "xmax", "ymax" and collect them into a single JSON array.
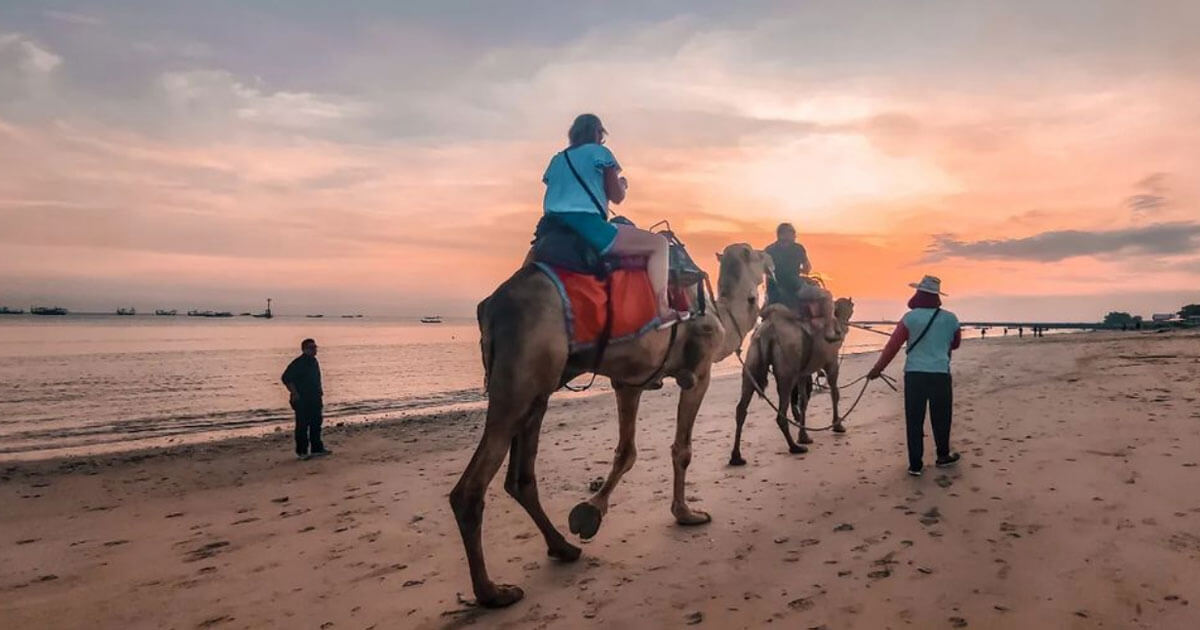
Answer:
[{"xmin": 715, "ymin": 252, "xmax": 723, "ymax": 262}]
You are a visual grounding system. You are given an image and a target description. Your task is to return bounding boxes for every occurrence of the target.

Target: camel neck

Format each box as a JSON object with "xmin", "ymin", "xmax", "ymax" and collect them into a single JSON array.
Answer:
[{"xmin": 714, "ymin": 293, "xmax": 757, "ymax": 362}]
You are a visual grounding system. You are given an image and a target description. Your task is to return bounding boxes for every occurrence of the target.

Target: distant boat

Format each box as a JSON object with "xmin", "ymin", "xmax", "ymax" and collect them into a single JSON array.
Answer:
[
  {"xmin": 238, "ymin": 312, "xmax": 252, "ymax": 317},
  {"xmin": 212, "ymin": 311, "xmax": 233, "ymax": 318},
  {"xmin": 116, "ymin": 307, "xmax": 136, "ymax": 316},
  {"xmin": 340, "ymin": 314, "xmax": 354, "ymax": 318},
  {"xmin": 355, "ymin": 314, "xmax": 364, "ymax": 318},
  {"xmin": 0, "ymin": 306, "xmax": 24, "ymax": 315},
  {"xmin": 155, "ymin": 309, "xmax": 177, "ymax": 316},
  {"xmin": 420, "ymin": 315, "xmax": 444, "ymax": 324},
  {"xmin": 31, "ymin": 306, "xmax": 68, "ymax": 316},
  {"xmin": 187, "ymin": 310, "xmax": 211, "ymax": 317},
  {"xmin": 306, "ymin": 314, "xmax": 324, "ymax": 318}
]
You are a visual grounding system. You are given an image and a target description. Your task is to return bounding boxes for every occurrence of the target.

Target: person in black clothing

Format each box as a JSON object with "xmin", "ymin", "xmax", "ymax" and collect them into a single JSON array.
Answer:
[
  {"xmin": 281, "ymin": 338, "xmax": 331, "ymax": 460},
  {"xmin": 764, "ymin": 222, "xmax": 811, "ymax": 308}
]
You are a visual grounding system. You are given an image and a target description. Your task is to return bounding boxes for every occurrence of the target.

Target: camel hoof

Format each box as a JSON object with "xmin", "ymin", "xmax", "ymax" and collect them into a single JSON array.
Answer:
[
  {"xmin": 568, "ymin": 502, "xmax": 603, "ymax": 540},
  {"xmin": 832, "ymin": 423, "xmax": 846, "ymax": 434},
  {"xmin": 477, "ymin": 583, "xmax": 525, "ymax": 608},
  {"xmin": 675, "ymin": 509, "xmax": 712, "ymax": 527},
  {"xmin": 798, "ymin": 434, "xmax": 814, "ymax": 445},
  {"xmin": 789, "ymin": 444, "xmax": 808, "ymax": 454},
  {"xmin": 729, "ymin": 455, "xmax": 747, "ymax": 466},
  {"xmin": 547, "ymin": 540, "xmax": 582, "ymax": 562}
]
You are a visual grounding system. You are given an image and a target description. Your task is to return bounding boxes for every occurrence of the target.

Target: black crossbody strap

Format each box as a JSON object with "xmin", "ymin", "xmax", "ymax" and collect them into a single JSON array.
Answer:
[
  {"xmin": 561, "ymin": 149, "xmax": 608, "ymax": 218},
  {"xmin": 905, "ymin": 308, "xmax": 942, "ymax": 355}
]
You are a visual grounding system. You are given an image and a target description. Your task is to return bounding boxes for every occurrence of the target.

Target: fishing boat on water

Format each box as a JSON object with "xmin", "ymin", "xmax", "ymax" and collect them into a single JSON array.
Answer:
[
  {"xmin": 155, "ymin": 309, "xmax": 177, "ymax": 316},
  {"xmin": 116, "ymin": 307, "xmax": 136, "ymax": 316},
  {"xmin": 306, "ymin": 314, "xmax": 324, "ymax": 318},
  {"xmin": 31, "ymin": 306, "xmax": 69, "ymax": 316},
  {"xmin": 420, "ymin": 315, "xmax": 444, "ymax": 324},
  {"xmin": 0, "ymin": 306, "xmax": 24, "ymax": 315}
]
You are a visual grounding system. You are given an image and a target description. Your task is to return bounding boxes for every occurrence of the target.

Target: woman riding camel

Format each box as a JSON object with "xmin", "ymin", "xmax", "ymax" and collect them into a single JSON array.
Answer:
[
  {"xmin": 541, "ymin": 113, "xmax": 681, "ymax": 323},
  {"xmin": 867, "ymin": 275, "xmax": 963, "ymax": 476}
]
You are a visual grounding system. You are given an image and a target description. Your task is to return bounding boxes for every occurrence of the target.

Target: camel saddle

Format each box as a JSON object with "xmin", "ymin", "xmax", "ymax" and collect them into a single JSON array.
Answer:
[{"xmin": 529, "ymin": 215, "xmax": 705, "ymax": 354}]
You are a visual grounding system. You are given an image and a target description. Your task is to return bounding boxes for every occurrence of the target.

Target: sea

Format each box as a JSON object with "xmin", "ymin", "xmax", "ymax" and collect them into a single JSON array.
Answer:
[{"xmin": 0, "ymin": 314, "xmax": 988, "ymax": 460}]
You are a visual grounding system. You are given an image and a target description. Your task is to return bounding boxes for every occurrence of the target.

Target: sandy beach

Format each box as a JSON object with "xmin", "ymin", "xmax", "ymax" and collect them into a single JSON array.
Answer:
[{"xmin": 3, "ymin": 330, "xmax": 1199, "ymax": 629}]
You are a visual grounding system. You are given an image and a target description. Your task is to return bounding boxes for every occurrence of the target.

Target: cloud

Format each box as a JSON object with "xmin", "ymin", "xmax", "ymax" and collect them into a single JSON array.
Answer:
[
  {"xmin": 158, "ymin": 70, "xmax": 368, "ymax": 132},
  {"xmin": 924, "ymin": 222, "xmax": 1200, "ymax": 262},
  {"xmin": 0, "ymin": 32, "xmax": 62, "ymax": 76},
  {"xmin": 1125, "ymin": 172, "xmax": 1170, "ymax": 218},
  {"xmin": 43, "ymin": 10, "xmax": 105, "ymax": 26}
]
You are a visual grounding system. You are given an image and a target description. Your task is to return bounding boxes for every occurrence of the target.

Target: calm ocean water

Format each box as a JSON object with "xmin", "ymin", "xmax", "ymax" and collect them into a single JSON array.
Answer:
[{"xmin": 0, "ymin": 314, "xmax": 914, "ymax": 460}]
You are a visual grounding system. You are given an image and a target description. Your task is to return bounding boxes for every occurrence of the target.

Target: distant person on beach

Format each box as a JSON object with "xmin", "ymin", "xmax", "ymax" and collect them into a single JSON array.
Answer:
[
  {"xmin": 867, "ymin": 275, "xmax": 962, "ymax": 476},
  {"xmin": 281, "ymin": 338, "xmax": 331, "ymax": 460},
  {"xmin": 764, "ymin": 222, "xmax": 811, "ymax": 307}
]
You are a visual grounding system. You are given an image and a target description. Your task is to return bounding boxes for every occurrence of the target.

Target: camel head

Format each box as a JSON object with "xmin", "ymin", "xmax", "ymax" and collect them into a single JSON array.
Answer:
[
  {"xmin": 834, "ymin": 297, "xmax": 855, "ymax": 324},
  {"xmin": 714, "ymin": 243, "xmax": 773, "ymax": 300}
]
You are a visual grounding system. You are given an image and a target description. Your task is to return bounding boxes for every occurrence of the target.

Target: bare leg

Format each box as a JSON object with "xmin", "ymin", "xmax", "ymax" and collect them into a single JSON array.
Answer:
[
  {"xmin": 504, "ymin": 394, "xmax": 581, "ymax": 561},
  {"xmin": 672, "ymin": 368, "xmax": 714, "ymax": 525},
  {"xmin": 777, "ymin": 373, "xmax": 807, "ymax": 454},
  {"xmin": 569, "ymin": 383, "xmax": 642, "ymax": 539},
  {"xmin": 611, "ymin": 224, "xmax": 670, "ymax": 317},
  {"xmin": 828, "ymin": 361, "xmax": 845, "ymax": 433},
  {"xmin": 449, "ymin": 399, "xmax": 526, "ymax": 608}
]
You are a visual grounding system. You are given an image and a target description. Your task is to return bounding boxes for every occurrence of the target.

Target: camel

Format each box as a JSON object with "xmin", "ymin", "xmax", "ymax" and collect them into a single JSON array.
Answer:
[
  {"xmin": 450, "ymin": 243, "xmax": 773, "ymax": 607},
  {"xmin": 729, "ymin": 297, "xmax": 855, "ymax": 466}
]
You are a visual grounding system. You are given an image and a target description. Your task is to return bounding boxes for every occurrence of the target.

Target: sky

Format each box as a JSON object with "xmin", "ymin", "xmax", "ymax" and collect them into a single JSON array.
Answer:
[{"xmin": 1, "ymin": 1, "xmax": 1198, "ymax": 320}]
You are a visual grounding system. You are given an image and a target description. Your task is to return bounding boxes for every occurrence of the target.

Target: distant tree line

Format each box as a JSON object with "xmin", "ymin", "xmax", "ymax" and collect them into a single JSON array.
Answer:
[{"xmin": 1103, "ymin": 303, "xmax": 1200, "ymax": 328}]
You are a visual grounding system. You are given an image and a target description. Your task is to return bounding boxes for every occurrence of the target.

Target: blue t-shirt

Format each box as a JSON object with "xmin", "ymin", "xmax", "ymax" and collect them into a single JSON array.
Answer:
[
  {"xmin": 901, "ymin": 308, "xmax": 961, "ymax": 373},
  {"xmin": 542, "ymin": 143, "xmax": 619, "ymax": 216}
]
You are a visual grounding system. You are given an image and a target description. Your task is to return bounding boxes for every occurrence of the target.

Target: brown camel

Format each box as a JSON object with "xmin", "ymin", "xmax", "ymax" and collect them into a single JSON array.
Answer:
[
  {"xmin": 450, "ymin": 243, "xmax": 773, "ymax": 607},
  {"xmin": 729, "ymin": 297, "xmax": 855, "ymax": 466}
]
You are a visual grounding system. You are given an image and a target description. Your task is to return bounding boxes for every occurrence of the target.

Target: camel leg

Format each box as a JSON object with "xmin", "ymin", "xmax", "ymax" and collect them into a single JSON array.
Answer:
[
  {"xmin": 673, "ymin": 367, "xmax": 714, "ymax": 525},
  {"xmin": 791, "ymin": 377, "xmax": 815, "ymax": 445},
  {"xmin": 569, "ymin": 383, "xmax": 642, "ymax": 540},
  {"xmin": 776, "ymin": 373, "xmax": 807, "ymax": 454},
  {"xmin": 828, "ymin": 362, "xmax": 845, "ymax": 433},
  {"xmin": 730, "ymin": 377, "xmax": 755, "ymax": 466},
  {"xmin": 731, "ymin": 353, "xmax": 767, "ymax": 466},
  {"xmin": 449, "ymin": 399, "xmax": 528, "ymax": 608},
  {"xmin": 504, "ymin": 394, "xmax": 582, "ymax": 561}
]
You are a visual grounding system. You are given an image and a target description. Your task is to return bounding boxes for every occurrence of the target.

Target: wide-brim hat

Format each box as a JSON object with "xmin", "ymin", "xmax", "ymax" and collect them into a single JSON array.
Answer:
[{"xmin": 909, "ymin": 274, "xmax": 948, "ymax": 296}]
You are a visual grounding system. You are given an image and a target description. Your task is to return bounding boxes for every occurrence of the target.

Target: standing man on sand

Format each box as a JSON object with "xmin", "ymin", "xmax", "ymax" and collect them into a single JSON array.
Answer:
[
  {"xmin": 867, "ymin": 276, "xmax": 962, "ymax": 476},
  {"xmin": 281, "ymin": 338, "xmax": 331, "ymax": 460}
]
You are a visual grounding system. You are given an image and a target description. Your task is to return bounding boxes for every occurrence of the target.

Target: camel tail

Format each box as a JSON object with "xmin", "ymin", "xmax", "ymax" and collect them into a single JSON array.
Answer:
[{"xmin": 477, "ymin": 297, "xmax": 494, "ymax": 394}]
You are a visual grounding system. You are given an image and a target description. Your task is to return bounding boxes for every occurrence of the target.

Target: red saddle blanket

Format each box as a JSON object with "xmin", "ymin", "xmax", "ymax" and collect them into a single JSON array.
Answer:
[{"xmin": 533, "ymin": 263, "xmax": 660, "ymax": 352}]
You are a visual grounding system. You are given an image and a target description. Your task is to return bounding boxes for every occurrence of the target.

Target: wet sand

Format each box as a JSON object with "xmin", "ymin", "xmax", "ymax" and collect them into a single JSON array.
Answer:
[{"xmin": 3, "ymin": 330, "xmax": 1199, "ymax": 629}]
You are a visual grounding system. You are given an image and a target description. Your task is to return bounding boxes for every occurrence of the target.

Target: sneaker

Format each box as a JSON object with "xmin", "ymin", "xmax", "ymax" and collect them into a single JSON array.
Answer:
[
  {"xmin": 656, "ymin": 310, "xmax": 692, "ymax": 331},
  {"xmin": 908, "ymin": 466, "xmax": 923, "ymax": 477},
  {"xmin": 936, "ymin": 452, "xmax": 961, "ymax": 468},
  {"xmin": 310, "ymin": 449, "xmax": 333, "ymax": 458},
  {"xmin": 297, "ymin": 453, "xmax": 310, "ymax": 461}
]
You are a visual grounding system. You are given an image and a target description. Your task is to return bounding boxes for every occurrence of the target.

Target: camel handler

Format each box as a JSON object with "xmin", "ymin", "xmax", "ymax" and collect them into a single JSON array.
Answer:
[
  {"xmin": 764, "ymin": 222, "xmax": 838, "ymax": 341},
  {"xmin": 867, "ymin": 275, "xmax": 962, "ymax": 476}
]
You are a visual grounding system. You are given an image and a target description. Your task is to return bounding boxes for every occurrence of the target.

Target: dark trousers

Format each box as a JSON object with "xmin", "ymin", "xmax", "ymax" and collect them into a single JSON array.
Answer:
[
  {"xmin": 293, "ymin": 402, "xmax": 324, "ymax": 455},
  {"xmin": 903, "ymin": 372, "xmax": 952, "ymax": 470}
]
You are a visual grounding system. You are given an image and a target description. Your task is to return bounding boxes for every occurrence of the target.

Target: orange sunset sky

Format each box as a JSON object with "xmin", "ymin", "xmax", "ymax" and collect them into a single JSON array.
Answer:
[{"xmin": 2, "ymin": 1, "xmax": 1198, "ymax": 320}]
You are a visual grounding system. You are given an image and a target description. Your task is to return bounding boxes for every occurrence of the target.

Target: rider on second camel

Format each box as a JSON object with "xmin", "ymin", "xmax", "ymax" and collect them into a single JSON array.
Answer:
[{"xmin": 765, "ymin": 222, "xmax": 839, "ymax": 341}]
